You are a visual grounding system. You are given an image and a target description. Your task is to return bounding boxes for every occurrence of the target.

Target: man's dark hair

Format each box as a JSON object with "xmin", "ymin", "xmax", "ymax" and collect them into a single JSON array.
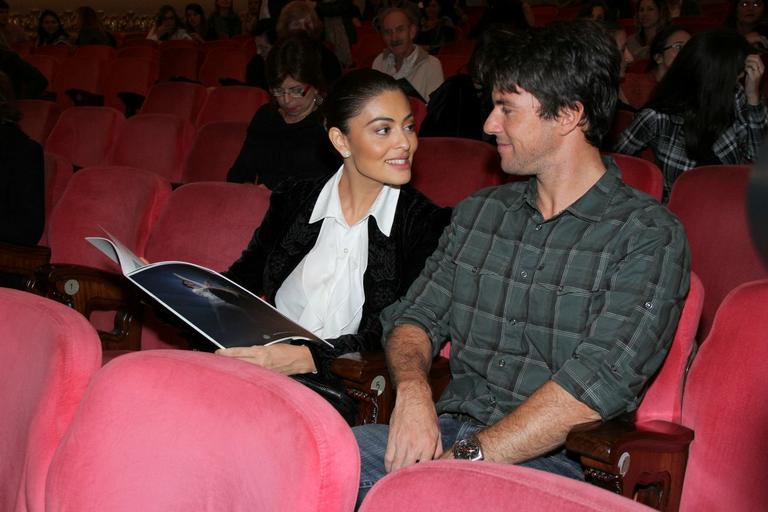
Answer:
[
  {"xmin": 0, "ymin": 1, "xmax": 9, "ymax": 11},
  {"xmin": 481, "ymin": 20, "xmax": 620, "ymax": 148},
  {"xmin": 265, "ymin": 33, "xmax": 326, "ymax": 92}
]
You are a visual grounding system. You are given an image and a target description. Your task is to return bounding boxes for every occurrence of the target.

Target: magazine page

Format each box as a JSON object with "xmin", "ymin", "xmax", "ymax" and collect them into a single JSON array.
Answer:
[
  {"xmin": 127, "ymin": 261, "xmax": 331, "ymax": 350},
  {"xmin": 85, "ymin": 235, "xmax": 146, "ymax": 275}
]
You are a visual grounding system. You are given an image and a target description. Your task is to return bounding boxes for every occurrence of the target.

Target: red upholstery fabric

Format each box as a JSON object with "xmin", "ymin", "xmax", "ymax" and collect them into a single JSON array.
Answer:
[
  {"xmin": 198, "ymin": 48, "xmax": 250, "ymax": 87},
  {"xmin": 44, "ymin": 106, "xmax": 125, "ymax": 169},
  {"xmin": 17, "ymin": 99, "xmax": 62, "ymax": 145},
  {"xmin": 635, "ymin": 273, "xmax": 703, "ymax": 423},
  {"xmin": 181, "ymin": 121, "xmax": 248, "ymax": 182},
  {"xmin": 158, "ymin": 46, "xmax": 200, "ymax": 82},
  {"xmin": 139, "ymin": 182, "xmax": 270, "ymax": 348},
  {"xmin": 72, "ymin": 45, "xmax": 117, "ymax": 62},
  {"xmin": 116, "ymin": 46, "xmax": 159, "ymax": 60},
  {"xmin": 195, "ymin": 86, "xmax": 270, "ymax": 127},
  {"xmin": 437, "ymin": 53, "xmax": 469, "ymax": 77},
  {"xmin": 52, "ymin": 57, "xmax": 107, "ymax": 108},
  {"xmin": 41, "ymin": 152, "xmax": 74, "ymax": 244},
  {"xmin": 25, "ymin": 55, "xmax": 60, "ymax": 90},
  {"xmin": 106, "ymin": 113, "xmax": 194, "ymax": 181},
  {"xmin": 140, "ymin": 81, "xmax": 208, "ymax": 123},
  {"xmin": 608, "ymin": 152, "xmax": 664, "ymax": 201},
  {"xmin": 45, "ymin": 350, "xmax": 360, "ymax": 512},
  {"xmin": 34, "ymin": 44, "xmax": 71, "ymax": 60},
  {"xmin": 47, "ymin": 166, "xmax": 171, "ymax": 269},
  {"xmin": 359, "ymin": 461, "xmax": 651, "ymax": 512},
  {"xmin": 607, "ymin": 109, "xmax": 635, "ymax": 148},
  {"xmin": 678, "ymin": 280, "xmax": 768, "ymax": 511},
  {"xmin": 408, "ymin": 96, "xmax": 426, "ymax": 133},
  {"xmin": 668, "ymin": 165, "xmax": 768, "ymax": 338},
  {"xmin": 622, "ymin": 72, "xmax": 656, "ymax": 110},
  {"xmin": 102, "ymin": 57, "xmax": 160, "ymax": 113},
  {"xmin": 0, "ymin": 289, "xmax": 102, "ymax": 512},
  {"xmin": 411, "ymin": 137, "xmax": 504, "ymax": 206}
]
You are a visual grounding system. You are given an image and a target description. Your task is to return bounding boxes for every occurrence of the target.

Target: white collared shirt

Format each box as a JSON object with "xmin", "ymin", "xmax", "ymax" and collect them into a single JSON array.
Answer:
[
  {"xmin": 275, "ymin": 167, "xmax": 401, "ymax": 340},
  {"xmin": 371, "ymin": 45, "xmax": 444, "ymax": 101}
]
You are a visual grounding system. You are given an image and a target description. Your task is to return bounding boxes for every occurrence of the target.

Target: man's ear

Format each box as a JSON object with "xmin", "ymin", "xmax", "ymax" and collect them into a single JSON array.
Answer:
[
  {"xmin": 328, "ymin": 126, "xmax": 350, "ymax": 158},
  {"xmin": 556, "ymin": 102, "xmax": 586, "ymax": 136}
]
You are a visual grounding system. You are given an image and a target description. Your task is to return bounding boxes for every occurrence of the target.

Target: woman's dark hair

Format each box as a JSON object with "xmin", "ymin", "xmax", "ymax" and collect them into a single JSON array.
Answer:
[
  {"xmin": 36, "ymin": 10, "xmax": 68, "ymax": 46},
  {"xmin": 251, "ymin": 18, "xmax": 276, "ymax": 41},
  {"xmin": 0, "ymin": 71, "xmax": 20, "ymax": 123},
  {"xmin": 156, "ymin": 5, "xmax": 181, "ymax": 35},
  {"xmin": 185, "ymin": 3, "xmax": 209, "ymax": 34},
  {"xmin": 469, "ymin": 0, "xmax": 530, "ymax": 39},
  {"xmin": 482, "ymin": 20, "xmax": 620, "ymax": 148},
  {"xmin": 579, "ymin": 0, "xmax": 613, "ymax": 21},
  {"xmin": 649, "ymin": 30, "xmax": 751, "ymax": 162},
  {"xmin": 323, "ymin": 69, "xmax": 403, "ymax": 133},
  {"xmin": 648, "ymin": 24, "xmax": 688, "ymax": 71},
  {"xmin": 265, "ymin": 34, "xmax": 326, "ymax": 92},
  {"xmin": 725, "ymin": 0, "xmax": 768, "ymax": 30},
  {"xmin": 77, "ymin": 6, "xmax": 105, "ymax": 32},
  {"xmin": 635, "ymin": 0, "xmax": 671, "ymax": 46}
]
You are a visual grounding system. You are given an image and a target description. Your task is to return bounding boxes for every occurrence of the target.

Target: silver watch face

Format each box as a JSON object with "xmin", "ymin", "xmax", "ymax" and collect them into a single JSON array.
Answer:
[{"xmin": 454, "ymin": 438, "xmax": 483, "ymax": 461}]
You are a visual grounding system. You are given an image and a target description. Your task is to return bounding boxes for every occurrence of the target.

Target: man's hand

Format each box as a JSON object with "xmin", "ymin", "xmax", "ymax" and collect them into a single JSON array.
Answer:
[
  {"xmin": 216, "ymin": 344, "xmax": 316, "ymax": 375},
  {"xmin": 744, "ymin": 53, "xmax": 765, "ymax": 105},
  {"xmin": 384, "ymin": 379, "xmax": 442, "ymax": 472}
]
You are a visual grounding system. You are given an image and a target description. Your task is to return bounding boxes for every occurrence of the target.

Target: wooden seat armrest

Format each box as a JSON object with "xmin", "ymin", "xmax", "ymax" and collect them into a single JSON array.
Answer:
[
  {"xmin": 331, "ymin": 351, "xmax": 388, "ymax": 384},
  {"xmin": 0, "ymin": 241, "xmax": 52, "ymax": 291},
  {"xmin": 566, "ymin": 419, "xmax": 694, "ymax": 511},
  {"xmin": 39, "ymin": 264, "xmax": 143, "ymax": 351}
]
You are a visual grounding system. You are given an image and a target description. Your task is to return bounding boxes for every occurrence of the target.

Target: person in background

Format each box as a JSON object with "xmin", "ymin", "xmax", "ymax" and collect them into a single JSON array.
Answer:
[
  {"xmin": 185, "ymin": 3, "xmax": 212, "ymax": 42},
  {"xmin": 0, "ymin": 46, "xmax": 47, "ymax": 98},
  {"xmin": 580, "ymin": 0, "xmax": 613, "ymax": 21},
  {"xmin": 228, "ymin": 34, "xmax": 340, "ymax": 188},
  {"xmin": 35, "ymin": 10, "xmax": 69, "ymax": 47},
  {"xmin": 209, "ymin": 0, "xmax": 243, "ymax": 38},
  {"xmin": 615, "ymin": 30, "xmax": 767, "ymax": 198},
  {"xmin": 0, "ymin": 1, "xmax": 26, "ymax": 48},
  {"xmin": 667, "ymin": 0, "xmax": 701, "ymax": 18},
  {"xmin": 315, "ymin": 0, "xmax": 361, "ymax": 69},
  {"xmin": 148, "ymin": 5, "xmax": 192, "ymax": 41},
  {"xmin": 242, "ymin": 0, "xmax": 263, "ymax": 33},
  {"xmin": 73, "ymin": 6, "xmax": 116, "ymax": 47},
  {"xmin": 219, "ymin": 69, "xmax": 450, "ymax": 383},
  {"xmin": 245, "ymin": 18, "xmax": 276, "ymax": 89},
  {"xmin": 603, "ymin": 21, "xmax": 637, "ymax": 111},
  {"xmin": 627, "ymin": 0, "xmax": 670, "ymax": 60},
  {"xmin": 725, "ymin": 0, "xmax": 768, "ymax": 36},
  {"xmin": 415, "ymin": 0, "xmax": 456, "ymax": 55}
]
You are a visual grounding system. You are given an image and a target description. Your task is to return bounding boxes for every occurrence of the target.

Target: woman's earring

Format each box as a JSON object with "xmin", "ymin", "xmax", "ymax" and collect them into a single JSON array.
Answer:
[{"xmin": 342, "ymin": 151, "xmax": 351, "ymax": 158}]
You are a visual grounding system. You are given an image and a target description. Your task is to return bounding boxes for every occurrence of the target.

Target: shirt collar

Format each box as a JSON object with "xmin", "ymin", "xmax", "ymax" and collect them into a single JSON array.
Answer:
[
  {"xmin": 310, "ymin": 166, "xmax": 401, "ymax": 236},
  {"xmin": 385, "ymin": 45, "xmax": 418, "ymax": 69}
]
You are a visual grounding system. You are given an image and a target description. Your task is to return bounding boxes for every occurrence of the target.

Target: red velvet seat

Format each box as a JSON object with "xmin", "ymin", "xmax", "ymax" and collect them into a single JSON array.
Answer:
[
  {"xmin": 17, "ymin": 99, "xmax": 62, "ymax": 145},
  {"xmin": 158, "ymin": 46, "xmax": 200, "ymax": 82},
  {"xmin": 408, "ymin": 96, "xmax": 427, "ymax": 133},
  {"xmin": 72, "ymin": 44, "xmax": 117, "ymax": 62},
  {"xmin": 195, "ymin": 86, "xmax": 269, "ymax": 127},
  {"xmin": 359, "ymin": 462, "xmax": 650, "ymax": 512},
  {"xmin": 45, "ymin": 350, "xmax": 360, "ymax": 512},
  {"xmin": 411, "ymin": 137, "xmax": 504, "ymax": 206},
  {"xmin": 198, "ymin": 48, "xmax": 249, "ymax": 87},
  {"xmin": 41, "ymin": 152, "xmax": 74, "ymax": 243},
  {"xmin": 34, "ymin": 44, "xmax": 71, "ymax": 60},
  {"xmin": 102, "ymin": 57, "xmax": 160, "ymax": 113},
  {"xmin": 25, "ymin": 54, "xmax": 60, "ymax": 90},
  {"xmin": 44, "ymin": 106, "xmax": 125, "ymax": 169},
  {"xmin": 181, "ymin": 121, "xmax": 248, "ymax": 182},
  {"xmin": 52, "ymin": 57, "xmax": 107, "ymax": 108},
  {"xmin": 607, "ymin": 152, "xmax": 664, "ymax": 201},
  {"xmin": 0, "ymin": 289, "xmax": 102, "ymax": 512},
  {"xmin": 116, "ymin": 45, "xmax": 159, "ymax": 61},
  {"xmin": 140, "ymin": 81, "xmax": 208, "ymax": 123},
  {"xmin": 437, "ymin": 53, "xmax": 469, "ymax": 77},
  {"xmin": 106, "ymin": 113, "xmax": 194, "ymax": 182},
  {"xmin": 529, "ymin": 4, "xmax": 559, "ymax": 26},
  {"xmin": 668, "ymin": 165, "xmax": 768, "ymax": 338}
]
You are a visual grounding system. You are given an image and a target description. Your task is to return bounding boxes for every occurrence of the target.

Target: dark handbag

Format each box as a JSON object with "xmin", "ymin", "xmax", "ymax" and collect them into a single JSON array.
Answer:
[{"xmin": 291, "ymin": 373, "xmax": 359, "ymax": 426}]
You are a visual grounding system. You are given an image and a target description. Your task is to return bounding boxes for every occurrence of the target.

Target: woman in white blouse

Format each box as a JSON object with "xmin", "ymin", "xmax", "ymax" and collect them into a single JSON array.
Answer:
[{"xmin": 218, "ymin": 69, "xmax": 451, "ymax": 378}]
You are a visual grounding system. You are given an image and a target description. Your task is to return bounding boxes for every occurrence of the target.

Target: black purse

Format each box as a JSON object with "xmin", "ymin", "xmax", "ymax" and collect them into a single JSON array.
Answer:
[{"xmin": 291, "ymin": 373, "xmax": 359, "ymax": 426}]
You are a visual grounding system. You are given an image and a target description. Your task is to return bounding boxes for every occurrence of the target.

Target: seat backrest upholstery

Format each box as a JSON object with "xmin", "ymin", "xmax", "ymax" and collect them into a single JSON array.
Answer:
[
  {"xmin": 198, "ymin": 48, "xmax": 249, "ymax": 87},
  {"xmin": 195, "ymin": 86, "xmax": 269, "ymax": 127},
  {"xmin": 411, "ymin": 137, "xmax": 504, "ymax": 207},
  {"xmin": 668, "ymin": 165, "xmax": 768, "ymax": 338},
  {"xmin": 44, "ymin": 106, "xmax": 124, "ymax": 169},
  {"xmin": 45, "ymin": 350, "xmax": 360, "ymax": 512},
  {"xmin": 181, "ymin": 121, "xmax": 248, "ymax": 183},
  {"xmin": 102, "ymin": 57, "xmax": 160, "ymax": 112},
  {"xmin": 635, "ymin": 273, "xmax": 703, "ymax": 423},
  {"xmin": 359, "ymin": 461, "xmax": 650, "ymax": 512},
  {"xmin": 679, "ymin": 280, "xmax": 768, "ymax": 511},
  {"xmin": 608, "ymin": 153, "xmax": 664, "ymax": 202},
  {"xmin": 53, "ymin": 57, "xmax": 107, "ymax": 108},
  {"xmin": 42, "ymin": 152, "xmax": 74, "ymax": 240},
  {"xmin": 106, "ymin": 113, "xmax": 194, "ymax": 182},
  {"xmin": 140, "ymin": 81, "xmax": 208, "ymax": 123},
  {"xmin": 158, "ymin": 46, "xmax": 200, "ymax": 82},
  {"xmin": 0, "ymin": 289, "xmax": 102, "ymax": 512},
  {"xmin": 17, "ymin": 99, "xmax": 62, "ymax": 145},
  {"xmin": 47, "ymin": 166, "xmax": 171, "ymax": 269}
]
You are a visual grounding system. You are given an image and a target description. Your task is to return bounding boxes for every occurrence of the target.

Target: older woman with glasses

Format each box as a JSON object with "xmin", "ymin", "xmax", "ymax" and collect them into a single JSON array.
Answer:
[{"xmin": 227, "ymin": 34, "xmax": 341, "ymax": 188}]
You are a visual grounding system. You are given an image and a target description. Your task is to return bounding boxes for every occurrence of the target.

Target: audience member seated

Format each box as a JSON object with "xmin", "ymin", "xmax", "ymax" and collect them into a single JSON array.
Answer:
[
  {"xmin": 276, "ymin": 0, "xmax": 342, "ymax": 84},
  {"xmin": 35, "ymin": 10, "xmax": 70, "ymax": 48},
  {"xmin": 147, "ymin": 5, "xmax": 193, "ymax": 41},
  {"xmin": 72, "ymin": 6, "xmax": 116, "ymax": 47},
  {"xmin": 219, "ymin": 69, "xmax": 450, "ymax": 392},
  {"xmin": 415, "ymin": 0, "xmax": 456, "ymax": 55},
  {"xmin": 0, "ymin": 47, "xmax": 47, "ymax": 99},
  {"xmin": 352, "ymin": 21, "xmax": 690, "ymax": 507},
  {"xmin": 241, "ymin": 0, "xmax": 263, "ymax": 34},
  {"xmin": 615, "ymin": 30, "xmax": 767, "ymax": 198},
  {"xmin": 623, "ymin": 24, "xmax": 689, "ymax": 109},
  {"xmin": 315, "ymin": 0, "xmax": 360, "ymax": 70},
  {"xmin": 627, "ymin": 0, "xmax": 671, "ymax": 59},
  {"xmin": 185, "ymin": 3, "xmax": 212, "ymax": 42},
  {"xmin": 0, "ymin": 1, "xmax": 26, "ymax": 47},
  {"xmin": 580, "ymin": 0, "xmax": 614, "ymax": 21},
  {"xmin": 667, "ymin": 0, "xmax": 701, "ymax": 17},
  {"xmin": 228, "ymin": 34, "xmax": 340, "ymax": 188},
  {"xmin": 372, "ymin": 7, "xmax": 444, "ymax": 103},
  {"xmin": 208, "ymin": 0, "xmax": 242, "ymax": 38},
  {"xmin": 0, "ymin": 72, "xmax": 44, "ymax": 249},
  {"xmin": 245, "ymin": 19, "xmax": 276, "ymax": 90},
  {"xmin": 725, "ymin": 0, "xmax": 768, "ymax": 36},
  {"xmin": 605, "ymin": 21, "xmax": 638, "ymax": 112},
  {"xmin": 469, "ymin": 0, "xmax": 531, "ymax": 39}
]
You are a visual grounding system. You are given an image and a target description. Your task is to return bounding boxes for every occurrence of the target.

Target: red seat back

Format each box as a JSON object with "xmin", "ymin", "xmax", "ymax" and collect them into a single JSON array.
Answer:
[
  {"xmin": 116, "ymin": 46, "xmax": 159, "ymax": 60},
  {"xmin": 41, "ymin": 152, "xmax": 74, "ymax": 243},
  {"xmin": 53, "ymin": 57, "xmax": 107, "ymax": 108},
  {"xmin": 195, "ymin": 86, "xmax": 269, "ymax": 127},
  {"xmin": 103, "ymin": 57, "xmax": 160, "ymax": 112},
  {"xmin": 199, "ymin": 48, "xmax": 250, "ymax": 87},
  {"xmin": 17, "ymin": 99, "xmax": 62, "ymax": 145},
  {"xmin": 72, "ymin": 44, "xmax": 117, "ymax": 62},
  {"xmin": 158, "ymin": 46, "xmax": 200, "ymax": 82},
  {"xmin": 0, "ymin": 289, "xmax": 101, "ymax": 512},
  {"xmin": 25, "ymin": 54, "xmax": 60, "ymax": 89},
  {"xmin": 140, "ymin": 81, "xmax": 208, "ymax": 123},
  {"xmin": 182, "ymin": 121, "xmax": 248, "ymax": 182},
  {"xmin": 44, "ymin": 106, "xmax": 125, "ymax": 169},
  {"xmin": 408, "ymin": 96, "xmax": 426, "ymax": 134},
  {"xmin": 608, "ymin": 152, "xmax": 664, "ymax": 201},
  {"xmin": 34, "ymin": 44, "xmax": 72, "ymax": 60}
]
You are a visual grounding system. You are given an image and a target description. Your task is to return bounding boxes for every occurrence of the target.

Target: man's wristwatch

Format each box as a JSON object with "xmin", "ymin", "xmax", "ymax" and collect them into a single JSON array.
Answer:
[{"xmin": 453, "ymin": 436, "xmax": 484, "ymax": 461}]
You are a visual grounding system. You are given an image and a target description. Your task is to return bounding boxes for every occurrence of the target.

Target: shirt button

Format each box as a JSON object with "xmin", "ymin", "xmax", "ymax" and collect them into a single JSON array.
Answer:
[
  {"xmin": 644, "ymin": 301, "xmax": 653, "ymax": 310},
  {"xmin": 489, "ymin": 396, "xmax": 497, "ymax": 405},
  {"xmin": 343, "ymin": 248, "xmax": 349, "ymax": 254},
  {"xmin": 520, "ymin": 270, "xmax": 528, "ymax": 279},
  {"xmin": 509, "ymin": 319, "xmax": 517, "ymax": 325},
  {"xmin": 498, "ymin": 359, "xmax": 506, "ymax": 367},
  {"xmin": 535, "ymin": 224, "xmax": 543, "ymax": 231}
]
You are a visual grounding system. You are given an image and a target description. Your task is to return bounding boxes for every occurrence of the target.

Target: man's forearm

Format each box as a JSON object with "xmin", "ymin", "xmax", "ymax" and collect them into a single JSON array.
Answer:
[
  {"xmin": 475, "ymin": 381, "xmax": 601, "ymax": 464},
  {"xmin": 385, "ymin": 323, "xmax": 433, "ymax": 390}
]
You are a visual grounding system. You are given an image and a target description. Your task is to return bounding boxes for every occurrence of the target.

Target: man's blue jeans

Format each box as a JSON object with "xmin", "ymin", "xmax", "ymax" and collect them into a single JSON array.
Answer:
[{"xmin": 353, "ymin": 413, "xmax": 584, "ymax": 508}]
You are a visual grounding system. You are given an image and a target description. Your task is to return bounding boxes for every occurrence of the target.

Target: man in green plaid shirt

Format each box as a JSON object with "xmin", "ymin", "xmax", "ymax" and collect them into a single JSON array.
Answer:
[{"xmin": 354, "ymin": 20, "xmax": 690, "ymax": 504}]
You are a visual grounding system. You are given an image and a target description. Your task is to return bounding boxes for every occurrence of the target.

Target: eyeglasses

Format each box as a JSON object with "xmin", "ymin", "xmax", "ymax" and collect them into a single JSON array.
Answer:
[
  {"xmin": 739, "ymin": 1, "xmax": 763, "ymax": 7},
  {"xmin": 662, "ymin": 41, "xmax": 686, "ymax": 52},
  {"xmin": 270, "ymin": 85, "xmax": 311, "ymax": 98}
]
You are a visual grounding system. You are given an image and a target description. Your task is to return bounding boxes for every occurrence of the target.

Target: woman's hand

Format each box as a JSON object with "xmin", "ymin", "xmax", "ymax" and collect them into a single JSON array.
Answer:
[
  {"xmin": 216, "ymin": 344, "xmax": 317, "ymax": 375},
  {"xmin": 744, "ymin": 53, "xmax": 765, "ymax": 106}
]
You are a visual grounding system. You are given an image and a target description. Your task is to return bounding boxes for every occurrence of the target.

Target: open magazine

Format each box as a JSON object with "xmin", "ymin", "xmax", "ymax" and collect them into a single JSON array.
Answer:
[{"xmin": 87, "ymin": 231, "xmax": 331, "ymax": 350}]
